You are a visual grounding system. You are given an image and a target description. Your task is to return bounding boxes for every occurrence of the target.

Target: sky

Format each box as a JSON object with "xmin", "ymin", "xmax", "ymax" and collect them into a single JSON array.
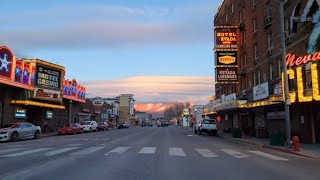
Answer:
[{"xmin": 1, "ymin": 0, "xmax": 222, "ymax": 104}]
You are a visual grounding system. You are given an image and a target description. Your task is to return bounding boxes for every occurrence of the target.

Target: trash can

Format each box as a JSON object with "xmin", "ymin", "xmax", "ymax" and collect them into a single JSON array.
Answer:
[
  {"xmin": 269, "ymin": 132, "xmax": 285, "ymax": 146},
  {"xmin": 232, "ymin": 128, "xmax": 241, "ymax": 138}
]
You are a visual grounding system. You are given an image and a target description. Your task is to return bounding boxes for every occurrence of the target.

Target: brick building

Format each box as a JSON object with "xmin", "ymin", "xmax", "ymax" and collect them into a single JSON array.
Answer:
[{"xmin": 212, "ymin": 0, "xmax": 320, "ymax": 143}]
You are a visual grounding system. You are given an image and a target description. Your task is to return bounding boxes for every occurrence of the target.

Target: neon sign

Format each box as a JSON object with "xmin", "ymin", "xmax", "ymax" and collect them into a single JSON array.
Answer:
[
  {"xmin": 286, "ymin": 52, "xmax": 320, "ymax": 67},
  {"xmin": 63, "ymin": 79, "xmax": 86, "ymax": 102}
]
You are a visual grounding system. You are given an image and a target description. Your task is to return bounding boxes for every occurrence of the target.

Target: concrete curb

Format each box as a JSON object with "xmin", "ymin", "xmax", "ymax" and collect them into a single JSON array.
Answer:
[
  {"xmin": 41, "ymin": 128, "xmax": 118, "ymax": 137},
  {"xmin": 219, "ymin": 135, "xmax": 319, "ymax": 159}
]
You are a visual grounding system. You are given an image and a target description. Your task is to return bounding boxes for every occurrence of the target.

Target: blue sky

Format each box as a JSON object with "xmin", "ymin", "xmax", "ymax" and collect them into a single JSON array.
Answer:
[{"xmin": 2, "ymin": 0, "xmax": 222, "ymax": 104}]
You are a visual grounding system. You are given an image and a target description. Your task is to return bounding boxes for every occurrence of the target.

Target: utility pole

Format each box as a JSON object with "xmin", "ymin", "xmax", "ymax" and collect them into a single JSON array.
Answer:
[
  {"xmin": 279, "ymin": 0, "xmax": 292, "ymax": 148},
  {"xmin": 69, "ymin": 100, "xmax": 72, "ymax": 125}
]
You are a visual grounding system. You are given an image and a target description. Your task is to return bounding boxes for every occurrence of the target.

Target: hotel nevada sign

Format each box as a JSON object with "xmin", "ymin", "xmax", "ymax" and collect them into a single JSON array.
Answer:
[
  {"xmin": 214, "ymin": 26, "xmax": 238, "ymax": 49},
  {"xmin": 283, "ymin": 51, "xmax": 320, "ymax": 103}
]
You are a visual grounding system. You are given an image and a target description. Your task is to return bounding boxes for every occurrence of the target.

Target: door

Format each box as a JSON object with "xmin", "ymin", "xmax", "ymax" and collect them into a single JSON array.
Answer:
[{"xmin": 19, "ymin": 123, "xmax": 30, "ymax": 138}]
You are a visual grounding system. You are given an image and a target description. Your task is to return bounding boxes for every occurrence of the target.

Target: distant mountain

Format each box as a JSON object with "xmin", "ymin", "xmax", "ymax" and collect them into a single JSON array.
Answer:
[{"xmin": 135, "ymin": 103, "xmax": 173, "ymax": 113}]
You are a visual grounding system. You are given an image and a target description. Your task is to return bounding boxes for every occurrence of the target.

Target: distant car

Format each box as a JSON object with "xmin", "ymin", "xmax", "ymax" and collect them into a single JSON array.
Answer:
[
  {"xmin": 141, "ymin": 122, "xmax": 153, "ymax": 127},
  {"xmin": 97, "ymin": 122, "xmax": 109, "ymax": 131},
  {"xmin": 81, "ymin": 121, "xmax": 98, "ymax": 132},
  {"xmin": 158, "ymin": 122, "xmax": 169, "ymax": 127},
  {"xmin": 118, "ymin": 123, "xmax": 128, "ymax": 129},
  {"xmin": 0, "ymin": 122, "xmax": 41, "ymax": 142},
  {"xmin": 195, "ymin": 119, "xmax": 217, "ymax": 136},
  {"xmin": 58, "ymin": 123, "xmax": 83, "ymax": 135}
]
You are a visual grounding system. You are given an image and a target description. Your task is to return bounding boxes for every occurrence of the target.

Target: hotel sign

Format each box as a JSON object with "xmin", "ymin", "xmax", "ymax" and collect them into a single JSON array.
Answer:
[
  {"xmin": 216, "ymin": 67, "xmax": 238, "ymax": 83},
  {"xmin": 216, "ymin": 51, "xmax": 237, "ymax": 66},
  {"xmin": 35, "ymin": 65, "xmax": 61, "ymax": 90},
  {"xmin": 215, "ymin": 28, "xmax": 238, "ymax": 49}
]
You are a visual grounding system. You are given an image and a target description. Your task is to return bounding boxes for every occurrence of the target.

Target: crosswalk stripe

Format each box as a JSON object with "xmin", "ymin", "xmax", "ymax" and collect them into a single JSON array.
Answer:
[
  {"xmin": 169, "ymin": 148, "xmax": 186, "ymax": 156},
  {"xmin": 44, "ymin": 147, "xmax": 79, "ymax": 156},
  {"xmin": 139, "ymin": 147, "xmax": 156, "ymax": 154},
  {"xmin": 66, "ymin": 144, "xmax": 82, "ymax": 146},
  {"xmin": 71, "ymin": 146, "xmax": 105, "ymax": 155},
  {"xmin": 0, "ymin": 148, "xmax": 25, "ymax": 154},
  {"xmin": 221, "ymin": 149, "xmax": 249, "ymax": 158},
  {"xmin": 1, "ymin": 148, "xmax": 52, "ymax": 157},
  {"xmin": 105, "ymin": 147, "xmax": 130, "ymax": 155},
  {"xmin": 248, "ymin": 151, "xmax": 289, "ymax": 161},
  {"xmin": 195, "ymin": 149, "xmax": 218, "ymax": 158}
]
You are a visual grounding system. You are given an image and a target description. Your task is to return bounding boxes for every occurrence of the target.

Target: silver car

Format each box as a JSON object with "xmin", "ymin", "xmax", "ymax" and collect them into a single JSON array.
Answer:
[{"xmin": 0, "ymin": 122, "xmax": 41, "ymax": 142}]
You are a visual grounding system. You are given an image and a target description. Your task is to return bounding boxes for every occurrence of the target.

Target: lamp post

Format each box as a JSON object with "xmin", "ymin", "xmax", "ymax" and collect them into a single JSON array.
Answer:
[{"xmin": 279, "ymin": 0, "xmax": 292, "ymax": 148}]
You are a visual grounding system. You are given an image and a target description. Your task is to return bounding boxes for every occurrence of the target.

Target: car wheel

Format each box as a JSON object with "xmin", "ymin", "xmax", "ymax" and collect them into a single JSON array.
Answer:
[
  {"xmin": 11, "ymin": 132, "xmax": 19, "ymax": 142},
  {"xmin": 34, "ymin": 130, "xmax": 41, "ymax": 139},
  {"xmin": 212, "ymin": 131, "xmax": 217, "ymax": 136}
]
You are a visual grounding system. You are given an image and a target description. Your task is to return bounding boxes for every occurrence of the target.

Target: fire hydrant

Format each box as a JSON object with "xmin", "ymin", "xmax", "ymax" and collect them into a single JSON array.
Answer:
[{"xmin": 292, "ymin": 136, "xmax": 300, "ymax": 151}]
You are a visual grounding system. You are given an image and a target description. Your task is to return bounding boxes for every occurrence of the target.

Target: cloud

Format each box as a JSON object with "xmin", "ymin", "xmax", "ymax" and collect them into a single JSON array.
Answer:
[
  {"xmin": 1, "ymin": 3, "xmax": 215, "ymax": 50},
  {"xmin": 82, "ymin": 75, "xmax": 214, "ymax": 104}
]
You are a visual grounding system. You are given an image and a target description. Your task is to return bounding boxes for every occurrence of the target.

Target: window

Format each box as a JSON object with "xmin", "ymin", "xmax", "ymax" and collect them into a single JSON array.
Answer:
[
  {"xmin": 253, "ymin": 71, "xmax": 257, "ymax": 86},
  {"xmin": 257, "ymin": 69, "xmax": 261, "ymax": 84},
  {"xmin": 267, "ymin": 33, "xmax": 273, "ymax": 49},
  {"xmin": 242, "ymin": 7, "xmax": 246, "ymax": 20},
  {"xmin": 254, "ymin": 44, "xmax": 258, "ymax": 59},
  {"xmin": 242, "ymin": 76, "xmax": 248, "ymax": 90},
  {"xmin": 241, "ymin": 29, "xmax": 246, "ymax": 45},
  {"xmin": 231, "ymin": 3, "xmax": 234, "ymax": 13},
  {"xmin": 305, "ymin": 66, "xmax": 312, "ymax": 89},
  {"xmin": 266, "ymin": 3, "xmax": 271, "ymax": 16},
  {"xmin": 226, "ymin": 14, "xmax": 228, "ymax": 22},
  {"xmin": 269, "ymin": 63, "xmax": 274, "ymax": 80},
  {"xmin": 278, "ymin": 59, "xmax": 283, "ymax": 78},
  {"xmin": 239, "ymin": 11, "xmax": 242, "ymax": 23},
  {"xmin": 244, "ymin": 53, "xmax": 247, "ymax": 66},
  {"xmin": 253, "ymin": 18, "xmax": 257, "ymax": 33},
  {"xmin": 285, "ymin": 18, "xmax": 291, "ymax": 37},
  {"xmin": 253, "ymin": 0, "xmax": 256, "ymax": 6}
]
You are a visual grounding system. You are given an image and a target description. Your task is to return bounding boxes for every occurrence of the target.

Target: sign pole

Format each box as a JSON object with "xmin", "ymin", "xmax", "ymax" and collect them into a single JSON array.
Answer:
[{"xmin": 279, "ymin": 0, "xmax": 292, "ymax": 148}]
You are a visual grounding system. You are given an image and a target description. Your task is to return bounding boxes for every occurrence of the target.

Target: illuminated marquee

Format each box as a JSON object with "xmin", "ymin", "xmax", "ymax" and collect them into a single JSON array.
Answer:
[
  {"xmin": 0, "ymin": 46, "xmax": 34, "ymax": 90},
  {"xmin": 63, "ymin": 78, "xmax": 86, "ymax": 102},
  {"xmin": 214, "ymin": 27, "xmax": 238, "ymax": 49},
  {"xmin": 282, "ymin": 51, "xmax": 320, "ymax": 103}
]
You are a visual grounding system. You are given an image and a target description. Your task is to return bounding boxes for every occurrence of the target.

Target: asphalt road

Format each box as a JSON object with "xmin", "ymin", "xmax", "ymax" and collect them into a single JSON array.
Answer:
[{"xmin": 0, "ymin": 126, "xmax": 319, "ymax": 180}]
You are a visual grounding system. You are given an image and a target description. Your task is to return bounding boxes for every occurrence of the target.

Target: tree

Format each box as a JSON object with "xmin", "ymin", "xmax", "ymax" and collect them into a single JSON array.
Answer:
[{"xmin": 163, "ymin": 102, "xmax": 191, "ymax": 119}]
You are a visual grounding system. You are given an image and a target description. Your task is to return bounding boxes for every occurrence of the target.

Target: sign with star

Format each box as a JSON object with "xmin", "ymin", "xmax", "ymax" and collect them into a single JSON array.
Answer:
[{"xmin": 0, "ymin": 46, "xmax": 13, "ymax": 79}]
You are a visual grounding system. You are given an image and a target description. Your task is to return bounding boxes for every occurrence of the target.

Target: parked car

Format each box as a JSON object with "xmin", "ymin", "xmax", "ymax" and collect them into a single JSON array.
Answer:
[
  {"xmin": 0, "ymin": 122, "xmax": 41, "ymax": 142},
  {"xmin": 118, "ymin": 123, "xmax": 129, "ymax": 129},
  {"xmin": 195, "ymin": 119, "xmax": 217, "ymax": 136},
  {"xmin": 81, "ymin": 121, "xmax": 98, "ymax": 132},
  {"xmin": 158, "ymin": 122, "xmax": 169, "ymax": 127},
  {"xmin": 58, "ymin": 123, "xmax": 83, "ymax": 135},
  {"xmin": 97, "ymin": 122, "xmax": 109, "ymax": 131},
  {"xmin": 141, "ymin": 122, "xmax": 153, "ymax": 127}
]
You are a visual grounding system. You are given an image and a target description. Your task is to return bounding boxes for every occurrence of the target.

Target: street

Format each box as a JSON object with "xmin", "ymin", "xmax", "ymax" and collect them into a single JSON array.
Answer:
[{"xmin": 0, "ymin": 126, "xmax": 319, "ymax": 180}]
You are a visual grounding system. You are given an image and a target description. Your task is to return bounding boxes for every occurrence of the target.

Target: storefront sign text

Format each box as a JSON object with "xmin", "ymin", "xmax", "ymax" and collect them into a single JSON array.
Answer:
[
  {"xmin": 253, "ymin": 82, "xmax": 269, "ymax": 101},
  {"xmin": 34, "ymin": 87, "xmax": 61, "ymax": 101},
  {"xmin": 216, "ymin": 51, "xmax": 237, "ymax": 66},
  {"xmin": 15, "ymin": 109, "xmax": 26, "ymax": 119},
  {"xmin": 286, "ymin": 52, "xmax": 320, "ymax": 67},
  {"xmin": 35, "ymin": 65, "xmax": 61, "ymax": 90},
  {"xmin": 216, "ymin": 67, "xmax": 238, "ymax": 83},
  {"xmin": 215, "ymin": 28, "xmax": 238, "ymax": 49}
]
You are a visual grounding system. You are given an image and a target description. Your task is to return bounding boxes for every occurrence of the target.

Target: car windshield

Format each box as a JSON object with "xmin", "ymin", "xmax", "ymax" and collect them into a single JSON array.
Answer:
[
  {"xmin": 97, "ymin": 122, "xmax": 104, "ymax": 125},
  {"xmin": 1, "ymin": 123, "xmax": 20, "ymax": 128},
  {"xmin": 81, "ymin": 122, "xmax": 91, "ymax": 125},
  {"xmin": 203, "ymin": 120, "xmax": 216, "ymax": 124}
]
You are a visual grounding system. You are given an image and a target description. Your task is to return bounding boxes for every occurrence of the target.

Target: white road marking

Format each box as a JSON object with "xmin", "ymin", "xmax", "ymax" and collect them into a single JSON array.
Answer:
[
  {"xmin": 139, "ymin": 147, "xmax": 156, "ymax": 154},
  {"xmin": 71, "ymin": 146, "xmax": 105, "ymax": 155},
  {"xmin": 248, "ymin": 151, "xmax": 289, "ymax": 161},
  {"xmin": 102, "ymin": 138, "xmax": 110, "ymax": 140},
  {"xmin": 195, "ymin": 149, "xmax": 218, "ymax": 158},
  {"xmin": 187, "ymin": 135, "xmax": 194, "ymax": 137},
  {"xmin": 169, "ymin": 148, "xmax": 186, "ymax": 157},
  {"xmin": 221, "ymin": 149, "xmax": 249, "ymax": 159},
  {"xmin": 1, "ymin": 148, "xmax": 52, "ymax": 157},
  {"xmin": 0, "ymin": 148, "xmax": 25, "ymax": 154},
  {"xmin": 99, "ymin": 144, "xmax": 107, "ymax": 146},
  {"xmin": 44, "ymin": 147, "xmax": 79, "ymax": 156},
  {"xmin": 105, "ymin": 147, "xmax": 130, "ymax": 155},
  {"xmin": 66, "ymin": 144, "xmax": 82, "ymax": 146}
]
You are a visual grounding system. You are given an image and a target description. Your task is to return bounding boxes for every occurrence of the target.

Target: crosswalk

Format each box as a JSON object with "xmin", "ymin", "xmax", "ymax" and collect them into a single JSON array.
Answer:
[{"xmin": 0, "ymin": 146, "xmax": 289, "ymax": 161}]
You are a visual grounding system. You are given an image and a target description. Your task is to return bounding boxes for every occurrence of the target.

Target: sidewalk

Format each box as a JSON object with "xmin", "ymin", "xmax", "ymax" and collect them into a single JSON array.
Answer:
[{"xmin": 219, "ymin": 132, "xmax": 320, "ymax": 159}]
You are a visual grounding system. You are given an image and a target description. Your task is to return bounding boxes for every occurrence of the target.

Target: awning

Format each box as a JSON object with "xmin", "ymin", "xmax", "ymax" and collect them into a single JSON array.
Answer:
[
  {"xmin": 239, "ymin": 99, "xmax": 282, "ymax": 108},
  {"xmin": 11, "ymin": 100, "xmax": 65, "ymax": 109}
]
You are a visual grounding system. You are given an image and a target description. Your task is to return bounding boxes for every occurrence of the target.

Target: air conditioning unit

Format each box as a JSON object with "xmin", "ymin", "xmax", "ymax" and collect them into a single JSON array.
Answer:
[
  {"xmin": 285, "ymin": 36, "xmax": 292, "ymax": 45},
  {"xmin": 267, "ymin": 49, "xmax": 273, "ymax": 56}
]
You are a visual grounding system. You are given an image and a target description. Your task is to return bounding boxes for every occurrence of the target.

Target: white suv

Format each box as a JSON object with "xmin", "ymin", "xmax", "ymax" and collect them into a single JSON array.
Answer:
[
  {"xmin": 81, "ymin": 121, "xmax": 98, "ymax": 132},
  {"xmin": 195, "ymin": 119, "xmax": 217, "ymax": 136}
]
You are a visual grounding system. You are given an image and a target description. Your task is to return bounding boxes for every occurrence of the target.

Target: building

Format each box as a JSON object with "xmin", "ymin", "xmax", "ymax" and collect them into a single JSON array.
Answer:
[
  {"xmin": 191, "ymin": 105, "xmax": 205, "ymax": 125},
  {"xmin": 135, "ymin": 111, "xmax": 149, "ymax": 124},
  {"xmin": 119, "ymin": 94, "xmax": 135, "ymax": 124},
  {"xmin": 0, "ymin": 46, "xmax": 87, "ymax": 132},
  {"xmin": 212, "ymin": 0, "xmax": 320, "ymax": 143},
  {"xmin": 89, "ymin": 96, "xmax": 120, "ymax": 126}
]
